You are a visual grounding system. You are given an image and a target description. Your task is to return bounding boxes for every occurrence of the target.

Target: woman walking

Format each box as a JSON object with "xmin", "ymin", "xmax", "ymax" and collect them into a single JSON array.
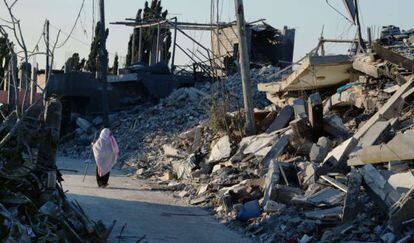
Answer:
[{"xmin": 92, "ymin": 128, "xmax": 119, "ymax": 188}]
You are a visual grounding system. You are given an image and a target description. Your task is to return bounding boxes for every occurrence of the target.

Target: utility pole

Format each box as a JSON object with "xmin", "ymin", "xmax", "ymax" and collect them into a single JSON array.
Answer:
[
  {"xmin": 45, "ymin": 20, "xmax": 50, "ymax": 81},
  {"xmin": 354, "ymin": 0, "xmax": 366, "ymax": 51},
  {"xmin": 234, "ymin": 0, "xmax": 256, "ymax": 135},
  {"xmin": 99, "ymin": 0, "xmax": 110, "ymax": 126},
  {"xmin": 138, "ymin": 27, "xmax": 143, "ymax": 63},
  {"xmin": 171, "ymin": 17, "xmax": 178, "ymax": 71}
]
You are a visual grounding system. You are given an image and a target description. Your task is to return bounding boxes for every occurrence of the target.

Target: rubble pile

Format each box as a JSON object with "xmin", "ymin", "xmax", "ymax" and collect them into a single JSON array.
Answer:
[
  {"xmin": 379, "ymin": 25, "xmax": 414, "ymax": 60},
  {"xmin": 63, "ymin": 39, "xmax": 414, "ymax": 241},
  {"xmin": 61, "ymin": 65, "xmax": 281, "ymax": 165},
  {"xmin": 0, "ymin": 167, "xmax": 109, "ymax": 242},
  {"xmin": 0, "ymin": 99, "xmax": 109, "ymax": 242},
  {"xmin": 131, "ymin": 47, "xmax": 413, "ymax": 241}
]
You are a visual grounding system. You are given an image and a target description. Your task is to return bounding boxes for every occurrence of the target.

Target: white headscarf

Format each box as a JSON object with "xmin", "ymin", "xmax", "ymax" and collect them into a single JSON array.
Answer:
[{"xmin": 92, "ymin": 128, "xmax": 119, "ymax": 177}]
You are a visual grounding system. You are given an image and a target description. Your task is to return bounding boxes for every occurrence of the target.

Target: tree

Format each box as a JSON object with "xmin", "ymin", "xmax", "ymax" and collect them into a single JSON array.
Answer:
[
  {"xmin": 112, "ymin": 53, "xmax": 119, "ymax": 75},
  {"xmin": 0, "ymin": 36, "xmax": 11, "ymax": 81},
  {"xmin": 65, "ymin": 53, "xmax": 85, "ymax": 72},
  {"xmin": 126, "ymin": 0, "xmax": 172, "ymax": 66},
  {"xmin": 85, "ymin": 22, "xmax": 109, "ymax": 73}
]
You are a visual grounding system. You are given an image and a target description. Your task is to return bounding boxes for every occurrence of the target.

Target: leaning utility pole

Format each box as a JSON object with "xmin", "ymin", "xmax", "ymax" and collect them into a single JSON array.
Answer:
[
  {"xmin": 98, "ymin": 0, "xmax": 110, "ymax": 126},
  {"xmin": 234, "ymin": 0, "xmax": 256, "ymax": 135},
  {"xmin": 354, "ymin": 0, "xmax": 366, "ymax": 51},
  {"xmin": 45, "ymin": 20, "xmax": 50, "ymax": 81}
]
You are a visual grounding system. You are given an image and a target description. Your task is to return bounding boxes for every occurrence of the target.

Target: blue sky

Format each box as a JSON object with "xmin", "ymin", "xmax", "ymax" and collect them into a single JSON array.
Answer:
[{"xmin": 0, "ymin": 0, "xmax": 412, "ymax": 69}]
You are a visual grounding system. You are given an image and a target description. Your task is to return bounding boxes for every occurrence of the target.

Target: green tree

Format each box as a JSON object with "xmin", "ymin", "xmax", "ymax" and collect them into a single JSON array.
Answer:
[
  {"xmin": 126, "ymin": 0, "xmax": 171, "ymax": 66},
  {"xmin": 85, "ymin": 22, "xmax": 109, "ymax": 73},
  {"xmin": 65, "ymin": 53, "xmax": 85, "ymax": 72},
  {"xmin": 112, "ymin": 53, "xmax": 119, "ymax": 75}
]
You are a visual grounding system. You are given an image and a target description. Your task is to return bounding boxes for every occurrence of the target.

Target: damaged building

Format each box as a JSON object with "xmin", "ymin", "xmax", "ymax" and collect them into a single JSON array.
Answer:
[{"xmin": 212, "ymin": 22, "xmax": 295, "ymax": 75}]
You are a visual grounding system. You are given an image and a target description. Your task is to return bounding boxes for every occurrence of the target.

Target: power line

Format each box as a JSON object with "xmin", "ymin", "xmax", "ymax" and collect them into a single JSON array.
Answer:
[
  {"xmin": 325, "ymin": 0, "xmax": 354, "ymax": 25},
  {"xmin": 55, "ymin": 0, "xmax": 86, "ymax": 49}
]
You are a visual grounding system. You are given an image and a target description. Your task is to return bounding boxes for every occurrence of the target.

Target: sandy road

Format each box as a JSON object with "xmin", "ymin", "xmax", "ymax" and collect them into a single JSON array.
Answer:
[{"xmin": 57, "ymin": 157, "xmax": 253, "ymax": 243}]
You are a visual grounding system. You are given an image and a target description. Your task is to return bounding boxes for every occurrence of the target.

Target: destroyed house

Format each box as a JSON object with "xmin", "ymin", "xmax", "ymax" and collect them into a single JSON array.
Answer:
[{"xmin": 212, "ymin": 23, "xmax": 295, "ymax": 75}]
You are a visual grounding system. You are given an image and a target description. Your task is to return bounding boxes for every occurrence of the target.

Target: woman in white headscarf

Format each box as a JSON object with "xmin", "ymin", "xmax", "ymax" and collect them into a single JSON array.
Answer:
[{"xmin": 92, "ymin": 128, "xmax": 119, "ymax": 188}]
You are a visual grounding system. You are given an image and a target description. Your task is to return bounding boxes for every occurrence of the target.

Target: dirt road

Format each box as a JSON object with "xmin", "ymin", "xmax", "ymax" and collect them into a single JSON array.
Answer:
[{"xmin": 57, "ymin": 157, "xmax": 252, "ymax": 243}]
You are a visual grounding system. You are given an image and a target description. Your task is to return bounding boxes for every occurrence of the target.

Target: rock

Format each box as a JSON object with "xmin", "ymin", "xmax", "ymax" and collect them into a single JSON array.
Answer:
[
  {"xmin": 160, "ymin": 171, "xmax": 174, "ymax": 181},
  {"xmin": 163, "ymin": 144, "xmax": 186, "ymax": 159},
  {"xmin": 208, "ymin": 135, "xmax": 232, "ymax": 164},
  {"xmin": 172, "ymin": 154, "xmax": 197, "ymax": 180},
  {"xmin": 266, "ymin": 106, "xmax": 294, "ymax": 133},
  {"xmin": 211, "ymin": 164, "xmax": 223, "ymax": 174},
  {"xmin": 263, "ymin": 200, "xmax": 286, "ymax": 213},
  {"xmin": 76, "ymin": 117, "xmax": 93, "ymax": 133},
  {"xmin": 309, "ymin": 137, "xmax": 333, "ymax": 163},
  {"xmin": 197, "ymin": 184, "xmax": 209, "ymax": 196},
  {"xmin": 92, "ymin": 116, "xmax": 103, "ymax": 126},
  {"xmin": 178, "ymin": 191, "xmax": 189, "ymax": 198}
]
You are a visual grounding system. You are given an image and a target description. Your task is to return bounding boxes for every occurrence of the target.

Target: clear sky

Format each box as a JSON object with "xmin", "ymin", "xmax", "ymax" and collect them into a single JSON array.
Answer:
[{"xmin": 0, "ymin": 0, "xmax": 412, "ymax": 69}]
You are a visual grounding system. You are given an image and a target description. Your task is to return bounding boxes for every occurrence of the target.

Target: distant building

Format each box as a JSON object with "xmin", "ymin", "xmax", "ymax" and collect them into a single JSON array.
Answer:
[{"xmin": 211, "ymin": 23, "xmax": 295, "ymax": 75}]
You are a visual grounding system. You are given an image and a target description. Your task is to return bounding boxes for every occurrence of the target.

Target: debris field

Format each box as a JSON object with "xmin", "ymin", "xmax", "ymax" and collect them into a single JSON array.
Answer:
[{"xmin": 62, "ymin": 29, "xmax": 414, "ymax": 242}]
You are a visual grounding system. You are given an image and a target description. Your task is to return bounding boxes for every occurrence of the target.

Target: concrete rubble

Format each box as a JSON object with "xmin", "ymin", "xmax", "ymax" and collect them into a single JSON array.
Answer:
[
  {"xmin": 0, "ymin": 98, "xmax": 110, "ymax": 242},
  {"xmin": 61, "ymin": 31, "xmax": 414, "ymax": 242}
]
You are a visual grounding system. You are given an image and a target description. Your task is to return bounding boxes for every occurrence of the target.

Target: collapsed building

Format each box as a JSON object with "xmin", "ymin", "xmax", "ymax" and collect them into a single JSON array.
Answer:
[
  {"xmin": 211, "ymin": 22, "xmax": 295, "ymax": 75},
  {"xmin": 63, "ymin": 25, "xmax": 414, "ymax": 242}
]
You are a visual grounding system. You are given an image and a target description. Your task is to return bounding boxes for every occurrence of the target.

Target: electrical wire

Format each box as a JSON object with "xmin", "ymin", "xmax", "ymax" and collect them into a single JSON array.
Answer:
[
  {"xmin": 55, "ymin": 0, "xmax": 86, "ymax": 49},
  {"xmin": 325, "ymin": 0, "xmax": 354, "ymax": 24}
]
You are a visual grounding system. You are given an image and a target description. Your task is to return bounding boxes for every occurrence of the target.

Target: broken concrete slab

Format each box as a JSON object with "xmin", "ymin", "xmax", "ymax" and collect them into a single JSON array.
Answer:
[
  {"xmin": 306, "ymin": 187, "xmax": 344, "ymax": 206},
  {"xmin": 355, "ymin": 130, "xmax": 414, "ymax": 165},
  {"xmin": 293, "ymin": 98, "xmax": 308, "ymax": 119},
  {"xmin": 197, "ymin": 184, "xmax": 209, "ymax": 196},
  {"xmin": 359, "ymin": 120, "xmax": 391, "ymax": 148},
  {"xmin": 262, "ymin": 135, "xmax": 289, "ymax": 168},
  {"xmin": 361, "ymin": 164, "xmax": 402, "ymax": 211},
  {"xmin": 323, "ymin": 137, "xmax": 358, "ymax": 169},
  {"xmin": 208, "ymin": 135, "xmax": 232, "ymax": 164},
  {"xmin": 172, "ymin": 154, "xmax": 197, "ymax": 180},
  {"xmin": 342, "ymin": 169, "xmax": 362, "ymax": 222},
  {"xmin": 323, "ymin": 115, "xmax": 349, "ymax": 139},
  {"xmin": 354, "ymin": 78, "xmax": 414, "ymax": 140},
  {"xmin": 243, "ymin": 133, "xmax": 278, "ymax": 155},
  {"xmin": 268, "ymin": 184, "xmax": 304, "ymax": 205},
  {"xmin": 258, "ymin": 55, "xmax": 352, "ymax": 93},
  {"xmin": 290, "ymin": 117, "xmax": 312, "ymax": 143},
  {"xmin": 76, "ymin": 117, "xmax": 93, "ymax": 133},
  {"xmin": 163, "ymin": 144, "xmax": 187, "ymax": 159},
  {"xmin": 310, "ymin": 137, "xmax": 333, "ymax": 163},
  {"xmin": 308, "ymin": 93, "xmax": 323, "ymax": 140},
  {"xmin": 304, "ymin": 206, "xmax": 342, "ymax": 221},
  {"xmin": 385, "ymin": 171, "xmax": 414, "ymax": 195},
  {"xmin": 262, "ymin": 160, "xmax": 280, "ymax": 207},
  {"xmin": 266, "ymin": 106, "xmax": 294, "ymax": 134},
  {"xmin": 263, "ymin": 200, "xmax": 286, "ymax": 213},
  {"xmin": 190, "ymin": 195, "xmax": 209, "ymax": 205},
  {"xmin": 353, "ymin": 54, "xmax": 382, "ymax": 78}
]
